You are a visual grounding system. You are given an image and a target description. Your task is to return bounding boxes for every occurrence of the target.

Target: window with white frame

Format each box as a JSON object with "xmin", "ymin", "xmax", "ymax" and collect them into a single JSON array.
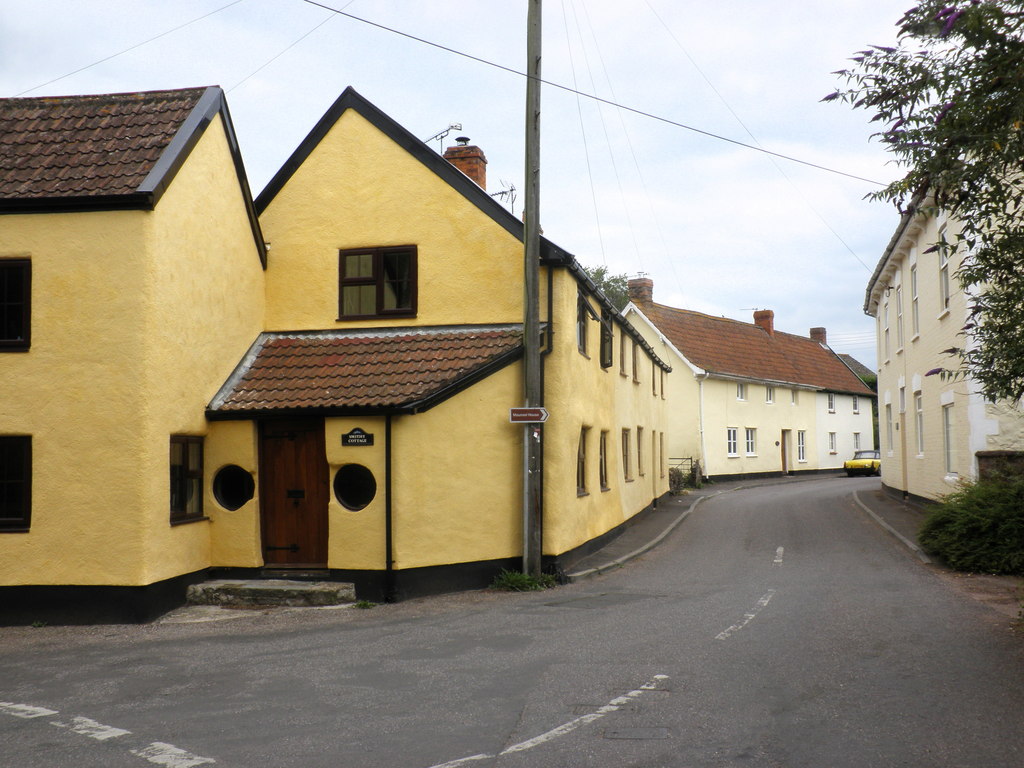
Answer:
[
  {"xmin": 745, "ymin": 428, "xmax": 756, "ymax": 455},
  {"xmin": 797, "ymin": 430, "xmax": 806, "ymax": 462},
  {"xmin": 827, "ymin": 392, "xmax": 836, "ymax": 413},
  {"xmin": 727, "ymin": 428, "xmax": 738, "ymax": 456},
  {"xmin": 852, "ymin": 395, "xmax": 860, "ymax": 414},
  {"xmin": 943, "ymin": 403, "xmax": 956, "ymax": 474},
  {"xmin": 765, "ymin": 385, "xmax": 774, "ymax": 404},
  {"xmin": 885, "ymin": 404, "xmax": 894, "ymax": 452},
  {"xmin": 939, "ymin": 228, "xmax": 951, "ymax": 311},
  {"xmin": 853, "ymin": 432, "xmax": 861, "ymax": 450},
  {"xmin": 915, "ymin": 393, "xmax": 924, "ymax": 455},
  {"xmin": 791, "ymin": 389, "xmax": 798, "ymax": 406},
  {"xmin": 736, "ymin": 382, "xmax": 746, "ymax": 401},
  {"xmin": 895, "ymin": 284, "xmax": 904, "ymax": 349},
  {"xmin": 883, "ymin": 293, "xmax": 890, "ymax": 359},
  {"xmin": 910, "ymin": 262, "xmax": 920, "ymax": 336},
  {"xmin": 828, "ymin": 432, "xmax": 837, "ymax": 454}
]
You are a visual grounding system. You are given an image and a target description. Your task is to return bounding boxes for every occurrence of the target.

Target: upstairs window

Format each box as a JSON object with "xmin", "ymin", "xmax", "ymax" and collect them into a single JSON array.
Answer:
[
  {"xmin": 852, "ymin": 395, "xmax": 860, "ymax": 414},
  {"xmin": 339, "ymin": 246, "xmax": 417, "ymax": 319},
  {"xmin": 576, "ymin": 294, "xmax": 589, "ymax": 355},
  {"xmin": 599, "ymin": 310, "xmax": 613, "ymax": 368},
  {"xmin": 827, "ymin": 393, "xmax": 836, "ymax": 413},
  {"xmin": 0, "ymin": 436, "xmax": 31, "ymax": 532},
  {"xmin": 736, "ymin": 382, "xmax": 747, "ymax": 401},
  {"xmin": 765, "ymin": 385, "xmax": 775, "ymax": 404},
  {"xmin": 0, "ymin": 259, "xmax": 30, "ymax": 351}
]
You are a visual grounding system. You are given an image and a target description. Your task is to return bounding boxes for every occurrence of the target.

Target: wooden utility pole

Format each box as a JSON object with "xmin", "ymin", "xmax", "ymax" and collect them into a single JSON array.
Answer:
[{"xmin": 522, "ymin": 0, "xmax": 543, "ymax": 577}]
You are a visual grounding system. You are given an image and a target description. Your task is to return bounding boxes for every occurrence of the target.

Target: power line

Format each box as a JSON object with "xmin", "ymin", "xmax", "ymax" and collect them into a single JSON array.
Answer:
[
  {"xmin": 300, "ymin": 0, "xmax": 886, "ymax": 188},
  {"xmin": 14, "ymin": 0, "xmax": 246, "ymax": 96}
]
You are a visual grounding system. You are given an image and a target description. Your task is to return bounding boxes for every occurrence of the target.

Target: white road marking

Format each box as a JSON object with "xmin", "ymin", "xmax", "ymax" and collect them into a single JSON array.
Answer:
[
  {"xmin": 773, "ymin": 546, "xmax": 784, "ymax": 565},
  {"xmin": 424, "ymin": 674, "xmax": 671, "ymax": 768},
  {"xmin": 50, "ymin": 715, "xmax": 131, "ymax": 741},
  {"xmin": 0, "ymin": 702, "xmax": 215, "ymax": 765},
  {"xmin": 0, "ymin": 702, "xmax": 58, "ymax": 719},
  {"xmin": 716, "ymin": 589, "xmax": 777, "ymax": 640},
  {"xmin": 130, "ymin": 742, "xmax": 216, "ymax": 767}
]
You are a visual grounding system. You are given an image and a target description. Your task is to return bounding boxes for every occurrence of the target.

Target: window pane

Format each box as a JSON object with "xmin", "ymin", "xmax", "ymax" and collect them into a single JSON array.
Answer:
[
  {"xmin": 382, "ymin": 252, "xmax": 412, "ymax": 310},
  {"xmin": 344, "ymin": 253, "xmax": 373, "ymax": 278},
  {"xmin": 342, "ymin": 285, "xmax": 376, "ymax": 316}
]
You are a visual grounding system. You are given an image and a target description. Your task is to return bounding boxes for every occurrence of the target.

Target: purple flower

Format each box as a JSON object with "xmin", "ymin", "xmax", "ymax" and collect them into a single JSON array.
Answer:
[
  {"xmin": 940, "ymin": 10, "xmax": 964, "ymax": 37},
  {"xmin": 925, "ymin": 367, "xmax": 944, "ymax": 376},
  {"xmin": 935, "ymin": 6, "xmax": 958, "ymax": 20}
]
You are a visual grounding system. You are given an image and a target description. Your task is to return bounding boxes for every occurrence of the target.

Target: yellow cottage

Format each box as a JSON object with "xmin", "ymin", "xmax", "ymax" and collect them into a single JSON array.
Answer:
[{"xmin": 0, "ymin": 86, "xmax": 670, "ymax": 621}]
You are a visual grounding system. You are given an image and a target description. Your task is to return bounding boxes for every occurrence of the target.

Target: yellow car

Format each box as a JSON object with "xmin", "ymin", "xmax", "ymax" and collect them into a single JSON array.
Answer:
[{"xmin": 844, "ymin": 449, "xmax": 881, "ymax": 477}]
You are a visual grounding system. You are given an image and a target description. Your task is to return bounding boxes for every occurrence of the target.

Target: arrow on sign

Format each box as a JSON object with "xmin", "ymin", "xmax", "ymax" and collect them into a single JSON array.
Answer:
[{"xmin": 509, "ymin": 407, "xmax": 549, "ymax": 423}]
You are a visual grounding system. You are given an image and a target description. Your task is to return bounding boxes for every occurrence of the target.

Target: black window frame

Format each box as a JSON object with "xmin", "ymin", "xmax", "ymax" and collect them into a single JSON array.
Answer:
[
  {"xmin": 338, "ymin": 245, "xmax": 418, "ymax": 320},
  {"xmin": 0, "ymin": 436, "xmax": 31, "ymax": 532},
  {"xmin": 170, "ymin": 435, "xmax": 205, "ymax": 525},
  {"xmin": 0, "ymin": 258, "xmax": 31, "ymax": 351}
]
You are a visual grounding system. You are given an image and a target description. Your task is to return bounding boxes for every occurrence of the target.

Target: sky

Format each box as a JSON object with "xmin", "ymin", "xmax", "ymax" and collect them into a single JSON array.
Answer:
[{"xmin": 1, "ymin": 0, "xmax": 915, "ymax": 370}]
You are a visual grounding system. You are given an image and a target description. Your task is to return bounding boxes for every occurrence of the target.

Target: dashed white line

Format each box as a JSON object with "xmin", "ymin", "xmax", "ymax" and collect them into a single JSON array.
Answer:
[
  {"xmin": 0, "ymin": 702, "xmax": 215, "ymax": 766},
  {"xmin": 716, "ymin": 589, "xmax": 777, "ymax": 640},
  {"xmin": 424, "ymin": 674, "xmax": 671, "ymax": 768},
  {"xmin": 51, "ymin": 715, "xmax": 131, "ymax": 741},
  {"xmin": 131, "ymin": 742, "xmax": 215, "ymax": 767},
  {"xmin": 0, "ymin": 702, "xmax": 58, "ymax": 719},
  {"xmin": 773, "ymin": 546, "xmax": 784, "ymax": 565}
]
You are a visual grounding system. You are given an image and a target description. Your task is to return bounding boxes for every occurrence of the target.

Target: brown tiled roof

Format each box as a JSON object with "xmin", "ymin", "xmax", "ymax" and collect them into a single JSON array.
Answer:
[
  {"xmin": 638, "ymin": 302, "xmax": 874, "ymax": 396},
  {"xmin": 838, "ymin": 354, "xmax": 875, "ymax": 383},
  {"xmin": 208, "ymin": 325, "xmax": 523, "ymax": 416},
  {"xmin": 0, "ymin": 87, "xmax": 208, "ymax": 202}
]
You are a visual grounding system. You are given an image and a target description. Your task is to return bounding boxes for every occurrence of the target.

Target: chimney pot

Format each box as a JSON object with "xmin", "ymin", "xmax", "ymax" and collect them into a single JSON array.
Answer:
[
  {"xmin": 443, "ymin": 139, "xmax": 488, "ymax": 189},
  {"xmin": 627, "ymin": 277, "xmax": 654, "ymax": 304},
  {"xmin": 810, "ymin": 327, "xmax": 827, "ymax": 344},
  {"xmin": 754, "ymin": 309, "xmax": 775, "ymax": 336}
]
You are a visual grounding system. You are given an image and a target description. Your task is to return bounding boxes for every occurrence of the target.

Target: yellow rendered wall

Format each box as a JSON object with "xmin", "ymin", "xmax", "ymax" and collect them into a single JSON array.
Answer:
[
  {"xmin": 205, "ymin": 420, "xmax": 262, "ymax": 567},
  {"xmin": 324, "ymin": 416, "xmax": 388, "ymax": 571},
  {"xmin": 873, "ymin": 211, "xmax": 1024, "ymax": 500},
  {"xmin": 389, "ymin": 365, "xmax": 523, "ymax": 569},
  {"xmin": 0, "ymin": 113, "xmax": 266, "ymax": 587},
  {"xmin": 138, "ymin": 113, "xmax": 267, "ymax": 584},
  {"xmin": 543, "ymin": 270, "xmax": 669, "ymax": 557},
  {"xmin": 0, "ymin": 212, "xmax": 152, "ymax": 585},
  {"xmin": 624, "ymin": 309, "xmax": 703, "ymax": 469},
  {"xmin": 700, "ymin": 379, "xmax": 819, "ymax": 477},
  {"xmin": 259, "ymin": 109, "xmax": 523, "ymax": 331}
]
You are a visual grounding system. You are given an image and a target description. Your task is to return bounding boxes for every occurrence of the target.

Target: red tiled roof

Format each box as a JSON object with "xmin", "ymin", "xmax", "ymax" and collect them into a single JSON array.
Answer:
[
  {"xmin": 209, "ymin": 326, "xmax": 523, "ymax": 416},
  {"xmin": 638, "ymin": 302, "xmax": 874, "ymax": 396},
  {"xmin": 0, "ymin": 88, "xmax": 207, "ymax": 201}
]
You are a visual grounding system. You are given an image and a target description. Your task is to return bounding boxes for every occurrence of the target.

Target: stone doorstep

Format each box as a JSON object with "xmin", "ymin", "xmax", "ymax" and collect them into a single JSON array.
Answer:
[{"xmin": 186, "ymin": 579, "xmax": 356, "ymax": 608}]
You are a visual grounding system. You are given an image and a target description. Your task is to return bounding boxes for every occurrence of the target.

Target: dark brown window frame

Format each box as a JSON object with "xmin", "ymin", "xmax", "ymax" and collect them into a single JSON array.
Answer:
[
  {"xmin": 0, "ymin": 258, "xmax": 31, "ymax": 352},
  {"xmin": 170, "ymin": 435, "xmax": 205, "ymax": 525},
  {"xmin": 338, "ymin": 245, "xmax": 418, "ymax": 320},
  {"xmin": 0, "ymin": 435, "xmax": 31, "ymax": 532},
  {"xmin": 599, "ymin": 310, "xmax": 613, "ymax": 369}
]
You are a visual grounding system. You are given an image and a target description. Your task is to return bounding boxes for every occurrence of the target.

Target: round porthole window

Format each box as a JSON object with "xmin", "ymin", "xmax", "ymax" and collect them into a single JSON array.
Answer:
[
  {"xmin": 213, "ymin": 465, "xmax": 255, "ymax": 511},
  {"xmin": 334, "ymin": 464, "xmax": 377, "ymax": 511}
]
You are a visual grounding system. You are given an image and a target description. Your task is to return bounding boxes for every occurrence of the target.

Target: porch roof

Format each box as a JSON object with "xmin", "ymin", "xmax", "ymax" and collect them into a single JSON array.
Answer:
[{"xmin": 207, "ymin": 325, "xmax": 523, "ymax": 418}]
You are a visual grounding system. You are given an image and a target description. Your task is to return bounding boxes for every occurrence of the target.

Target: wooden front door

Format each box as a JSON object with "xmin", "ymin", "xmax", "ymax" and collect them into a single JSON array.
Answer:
[{"xmin": 259, "ymin": 418, "xmax": 329, "ymax": 567}]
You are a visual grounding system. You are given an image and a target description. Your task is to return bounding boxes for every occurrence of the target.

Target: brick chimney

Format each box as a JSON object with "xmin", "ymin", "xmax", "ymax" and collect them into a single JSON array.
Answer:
[
  {"xmin": 810, "ymin": 327, "xmax": 827, "ymax": 345},
  {"xmin": 754, "ymin": 309, "xmax": 774, "ymax": 336},
  {"xmin": 627, "ymin": 277, "xmax": 653, "ymax": 304},
  {"xmin": 443, "ymin": 137, "xmax": 487, "ymax": 190}
]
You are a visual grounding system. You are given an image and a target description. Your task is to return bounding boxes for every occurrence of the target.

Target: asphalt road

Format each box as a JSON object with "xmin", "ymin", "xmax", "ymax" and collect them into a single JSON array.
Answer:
[{"xmin": 2, "ymin": 477, "xmax": 1023, "ymax": 768}]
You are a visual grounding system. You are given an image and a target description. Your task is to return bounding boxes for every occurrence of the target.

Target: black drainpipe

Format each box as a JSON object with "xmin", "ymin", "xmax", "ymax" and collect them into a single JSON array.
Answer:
[{"xmin": 385, "ymin": 414, "xmax": 395, "ymax": 602}]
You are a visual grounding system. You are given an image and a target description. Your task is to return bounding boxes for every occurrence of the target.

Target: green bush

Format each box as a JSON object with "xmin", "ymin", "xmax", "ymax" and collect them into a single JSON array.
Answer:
[
  {"xmin": 490, "ymin": 569, "xmax": 556, "ymax": 591},
  {"xmin": 918, "ymin": 478, "xmax": 1024, "ymax": 575}
]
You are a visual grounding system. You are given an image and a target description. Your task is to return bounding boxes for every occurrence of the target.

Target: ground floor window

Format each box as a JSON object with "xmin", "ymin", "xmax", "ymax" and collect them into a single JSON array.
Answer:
[
  {"xmin": 745, "ymin": 428, "xmax": 757, "ymax": 456},
  {"xmin": 576, "ymin": 427, "xmax": 589, "ymax": 495},
  {"xmin": 621, "ymin": 428, "xmax": 633, "ymax": 480},
  {"xmin": 599, "ymin": 430, "xmax": 610, "ymax": 490},
  {"xmin": 0, "ymin": 436, "xmax": 31, "ymax": 531},
  {"xmin": 828, "ymin": 432, "xmax": 837, "ymax": 454},
  {"xmin": 853, "ymin": 432, "xmax": 861, "ymax": 450},
  {"xmin": 797, "ymin": 430, "xmax": 806, "ymax": 462},
  {"xmin": 943, "ymin": 403, "xmax": 956, "ymax": 474},
  {"xmin": 170, "ymin": 435, "xmax": 204, "ymax": 524},
  {"xmin": 637, "ymin": 426, "xmax": 645, "ymax": 476},
  {"xmin": 727, "ymin": 427, "xmax": 738, "ymax": 457}
]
